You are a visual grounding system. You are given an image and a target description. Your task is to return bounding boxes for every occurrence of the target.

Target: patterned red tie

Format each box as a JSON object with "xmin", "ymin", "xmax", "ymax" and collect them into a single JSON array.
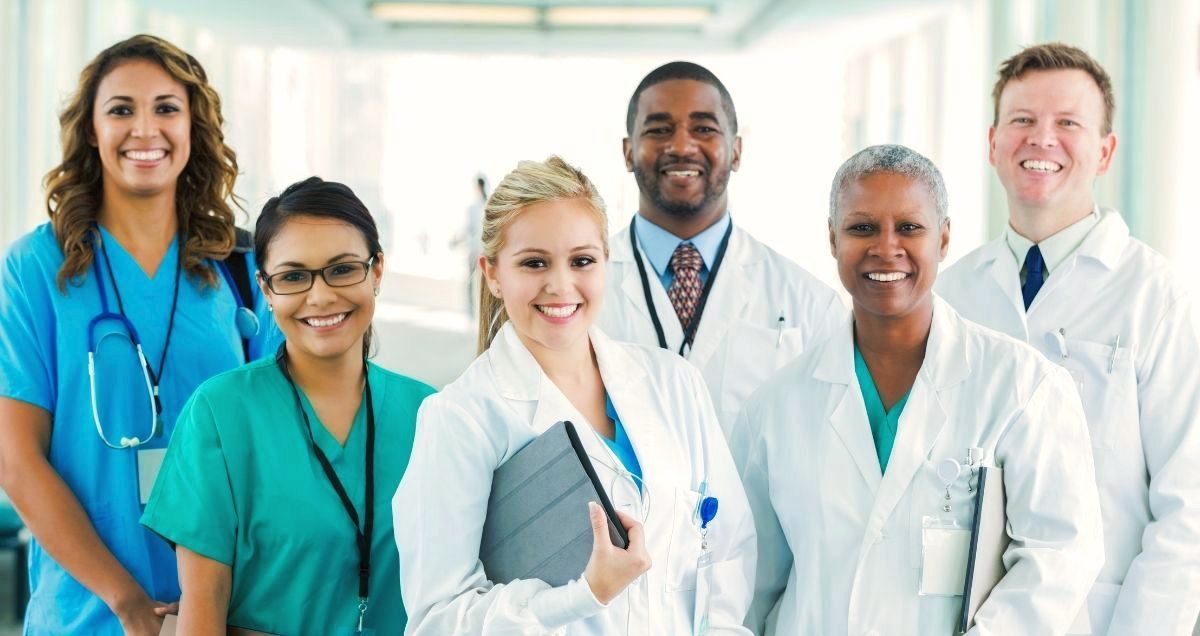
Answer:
[{"xmin": 668, "ymin": 243, "xmax": 704, "ymax": 343}]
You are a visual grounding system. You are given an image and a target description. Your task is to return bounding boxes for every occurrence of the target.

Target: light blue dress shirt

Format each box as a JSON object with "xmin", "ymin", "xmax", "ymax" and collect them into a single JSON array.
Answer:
[{"xmin": 632, "ymin": 213, "xmax": 731, "ymax": 290}]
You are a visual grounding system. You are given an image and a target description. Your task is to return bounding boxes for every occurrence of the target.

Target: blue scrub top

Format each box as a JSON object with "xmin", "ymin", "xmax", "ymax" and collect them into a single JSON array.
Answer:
[
  {"xmin": 0, "ymin": 224, "xmax": 279, "ymax": 634},
  {"xmin": 601, "ymin": 394, "xmax": 643, "ymax": 491},
  {"xmin": 853, "ymin": 345, "xmax": 910, "ymax": 474}
]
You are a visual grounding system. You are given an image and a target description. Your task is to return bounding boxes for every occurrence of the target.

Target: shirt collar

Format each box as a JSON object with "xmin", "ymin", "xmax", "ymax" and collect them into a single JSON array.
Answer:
[
  {"xmin": 1003, "ymin": 205, "xmax": 1101, "ymax": 274},
  {"xmin": 633, "ymin": 212, "xmax": 731, "ymax": 277}
]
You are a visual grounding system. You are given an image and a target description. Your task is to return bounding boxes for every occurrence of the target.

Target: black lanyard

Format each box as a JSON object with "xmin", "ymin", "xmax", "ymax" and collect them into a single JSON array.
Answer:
[
  {"xmin": 276, "ymin": 346, "xmax": 375, "ymax": 631},
  {"xmin": 629, "ymin": 218, "xmax": 734, "ymax": 355},
  {"xmin": 96, "ymin": 229, "xmax": 182, "ymax": 414}
]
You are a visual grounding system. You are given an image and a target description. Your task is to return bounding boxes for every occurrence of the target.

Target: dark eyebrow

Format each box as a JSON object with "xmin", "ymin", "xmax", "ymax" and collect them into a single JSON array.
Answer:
[
  {"xmin": 689, "ymin": 111, "xmax": 720, "ymax": 124},
  {"xmin": 101, "ymin": 94, "xmax": 183, "ymax": 107},
  {"xmin": 275, "ymin": 253, "xmax": 365, "ymax": 269},
  {"xmin": 642, "ymin": 112, "xmax": 673, "ymax": 126}
]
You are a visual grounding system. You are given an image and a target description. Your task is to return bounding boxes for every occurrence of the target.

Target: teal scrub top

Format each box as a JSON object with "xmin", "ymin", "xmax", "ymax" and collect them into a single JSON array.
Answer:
[
  {"xmin": 853, "ymin": 345, "xmax": 911, "ymax": 474},
  {"xmin": 0, "ymin": 224, "xmax": 279, "ymax": 635},
  {"xmin": 141, "ymin": 356, "xmax": 434, "ymax": 635},
  {"xmin": 601, "ymin": 394, "xmax": 643, "ymax": 491}
]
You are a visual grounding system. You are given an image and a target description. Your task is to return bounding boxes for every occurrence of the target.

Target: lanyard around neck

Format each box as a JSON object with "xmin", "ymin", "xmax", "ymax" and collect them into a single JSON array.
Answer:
[
  {"xmin": 276, "ymin": 346, "xmax": 376, "ymax": 631},
  {"xmin": 628, "ymin": 217, "xmax": 734, "ymax": 355}
]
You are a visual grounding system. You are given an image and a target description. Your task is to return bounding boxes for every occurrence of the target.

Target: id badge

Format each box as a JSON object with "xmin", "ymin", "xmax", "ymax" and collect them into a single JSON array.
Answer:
[
  {"xmin": 693, "ymin": 550, "xmax": 713, "ymax": 636},
  {"xmin": 919, "ymin": 516, "xmax": 969, "ymax": 597},
  {"xmin": 136, "ymin": 448, "xmax": 168, "ymax": 505}
]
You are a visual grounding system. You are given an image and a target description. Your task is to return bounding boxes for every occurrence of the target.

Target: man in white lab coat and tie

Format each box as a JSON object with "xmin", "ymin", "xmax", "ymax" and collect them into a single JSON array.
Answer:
[
  {"xmin": 937, "ymin": 43, "xmax": 1200, "ymax": 635},
  {"xmin": 598, "ymin": 61, "xmax": 846, "ymax": 435}
]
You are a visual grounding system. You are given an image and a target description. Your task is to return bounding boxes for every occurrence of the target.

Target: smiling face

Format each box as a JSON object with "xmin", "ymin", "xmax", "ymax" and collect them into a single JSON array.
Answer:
[
  {"xmin": 989, "ymin": 68, "xmax": 1117, "ymax": 220},
  {"xmin": 623, "ymin": 79, "xmax": 741, "ymax": 226},
  {"xmin": 91, "ymin": 59, "xmax": 191, "ymax": 202},
  {"xmin": 481, "ymin": 197, "xmax": 607, "ymax": 358},
  {"xmin": 259, "ymin": 216, "xmax": 383, "ymax": 362},
  {"xmin": 830, "ymin": 172, "xmax": 949, "ymax": 323}
]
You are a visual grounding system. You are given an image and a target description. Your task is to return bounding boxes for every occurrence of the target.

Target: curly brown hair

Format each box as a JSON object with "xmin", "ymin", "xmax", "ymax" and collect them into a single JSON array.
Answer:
[{"xmin": 43, "ymin": 34, "xmax": 240, "ymax": 291}]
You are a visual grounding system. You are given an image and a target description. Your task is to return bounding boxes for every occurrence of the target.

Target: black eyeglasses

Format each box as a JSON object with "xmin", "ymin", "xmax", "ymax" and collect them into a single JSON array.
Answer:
[{"xmin": 262, "ymin": 257, "xmax": 376, "ymax": 295}]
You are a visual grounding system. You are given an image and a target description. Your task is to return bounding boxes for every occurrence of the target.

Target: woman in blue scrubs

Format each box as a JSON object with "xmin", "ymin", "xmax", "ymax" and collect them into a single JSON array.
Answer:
[
  {"xmin": 0, "ymin": 35, "xmax": 275, "ymax": 634},
  {"xmin": 142, "ymin": 177, "xmax": 434, "ymax": 634}
]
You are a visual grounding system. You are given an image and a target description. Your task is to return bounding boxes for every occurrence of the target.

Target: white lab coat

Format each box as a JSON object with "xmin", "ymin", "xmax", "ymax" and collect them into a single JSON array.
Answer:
[
  {"xmin": 937, "ymin": 209, "xmax": 1200, "ymax": 635},
  {"xmin": 731, "ymin": 296, "xmax": 1104, "ymax": 636},
  {"xmin": 598, "ymin": 221, "xmax": 846, "ymax": 436},
  {"xmin": 394, "ymin": 322, "xmax": 756, "ymax": 635}
]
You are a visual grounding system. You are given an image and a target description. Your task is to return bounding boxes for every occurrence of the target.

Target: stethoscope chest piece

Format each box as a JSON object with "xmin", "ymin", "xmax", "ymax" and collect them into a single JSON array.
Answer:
[{"xmin": 235, "ymin": 306, "xmax": 260, "ymax": 339}]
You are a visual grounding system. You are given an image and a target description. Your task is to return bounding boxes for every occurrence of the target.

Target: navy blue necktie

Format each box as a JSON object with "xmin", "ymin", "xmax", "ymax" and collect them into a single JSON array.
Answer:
[{"xmin": 1022, "ymin": 245, "xmax": 1046, "ymax": 310}]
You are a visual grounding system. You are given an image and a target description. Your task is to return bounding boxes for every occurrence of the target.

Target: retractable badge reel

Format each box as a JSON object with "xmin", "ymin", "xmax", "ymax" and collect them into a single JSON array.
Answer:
[
  {"xmin": 693, "ymin": 496, "xmax": 719, "ymax": 636},
  {"xmin": 919, "ymin": 457, "xmax": 970, "ymax": 597}
]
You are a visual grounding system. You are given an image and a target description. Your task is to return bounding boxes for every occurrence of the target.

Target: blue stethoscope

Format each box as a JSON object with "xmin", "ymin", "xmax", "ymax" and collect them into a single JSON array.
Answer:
[{"xmin": 86, "ymin": 228, "xmax": 259, "ymax": 449}]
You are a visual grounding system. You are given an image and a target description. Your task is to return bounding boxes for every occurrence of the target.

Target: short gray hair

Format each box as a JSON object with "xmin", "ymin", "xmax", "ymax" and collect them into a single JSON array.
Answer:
[{"xmin": 828, "ymin": 144, "xmax": 948, "ymax": 223}]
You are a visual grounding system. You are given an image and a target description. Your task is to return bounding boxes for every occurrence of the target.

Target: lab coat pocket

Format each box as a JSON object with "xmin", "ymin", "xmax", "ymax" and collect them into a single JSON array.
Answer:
[
  {"xmin": 664, "ymin": 488, "xmax": 704, "ymax": 592},
  {"xmin": 719, "ymin": 322, "xmax": 804, "ymax": 422},
  {"xmin": 1055, "ymin": 337, "xmax": 1136, "ymax": 451}
]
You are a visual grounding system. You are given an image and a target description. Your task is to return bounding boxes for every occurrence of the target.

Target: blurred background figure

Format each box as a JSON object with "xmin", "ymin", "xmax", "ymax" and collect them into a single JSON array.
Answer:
[
  {"xmin": 1, "ymin": 0, "xmax": 1197, "ymax": 632},
  {"xmin": 451, "ymin": 173, "xmax": 488, "ymax": 315}
]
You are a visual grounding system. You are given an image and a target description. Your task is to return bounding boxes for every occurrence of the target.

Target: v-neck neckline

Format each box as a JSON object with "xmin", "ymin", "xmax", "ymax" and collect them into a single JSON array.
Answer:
[
  {"xmin": 293, "ymin": 368, "xmax": 375, "ymax": 461},
  {"xmin": 854, "ymin": 345, "xmax": 911, "ymax": 417},
  {"xmin": 298, "ymin": 393, "xmax": 361, "ymax": 461},
  {"xmin": 97, "ymin": 225, "xmax": 179, "ymax": 282}
]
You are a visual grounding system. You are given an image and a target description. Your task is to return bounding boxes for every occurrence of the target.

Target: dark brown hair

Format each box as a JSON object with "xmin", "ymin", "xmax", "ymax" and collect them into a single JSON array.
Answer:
[
  {"xmin": 992, "ymin": 42, "xmax": 1115, "ymax": 135},
  {"xmin": 44, "ymin": 34, "xmax": 240, "ymax": 291},
  {"xmin": 255, "ymin": 177, "xmax": 383, "ymax": 359}
]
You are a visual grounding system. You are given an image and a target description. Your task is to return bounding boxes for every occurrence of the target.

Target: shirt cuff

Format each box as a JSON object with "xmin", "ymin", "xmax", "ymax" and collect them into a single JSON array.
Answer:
[{"xmin": 527, "ymin": 575, "xmax": 608, "ymax": 628}]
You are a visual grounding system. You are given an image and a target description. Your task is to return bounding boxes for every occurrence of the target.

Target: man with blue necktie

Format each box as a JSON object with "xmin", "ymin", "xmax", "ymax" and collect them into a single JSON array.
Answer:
[{"xmin": 937, "ymin": 43, "xmax": 1200, "ymax": 635}]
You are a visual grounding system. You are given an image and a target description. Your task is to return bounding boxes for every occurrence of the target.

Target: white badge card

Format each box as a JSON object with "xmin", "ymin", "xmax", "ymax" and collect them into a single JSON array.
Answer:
[
  {"xmin": 919, "ymin": 516, "xmax": 970, "ymax": 597},
  {"xmin": 136, "ymin": 447, "xmax": 168, "ymax": 505},
  {"xmin": 693, "ymin": 550, "xmax": 713, "ymax": 636}
]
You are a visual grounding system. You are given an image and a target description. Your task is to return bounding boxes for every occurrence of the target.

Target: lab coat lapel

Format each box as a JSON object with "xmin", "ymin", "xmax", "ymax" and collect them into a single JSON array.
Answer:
[
  {"xmin": 687, "ymin": 227, "xmax": 754, "ymax": 371},
  {"xmin": 869, "ymin": 299, "xmax": 968, "ymax": 525},
  {"xmin": 1036, "ymin": 209, "xmax": 1128, "ymax": 306},
  {"xmin": 979, "ymin": 237, "xmax": 1026, "ymax": 327},
  {"xmin": 488, "ymin": 323, "xmax": 576, "ymax": 437},
  {"xmin": 614, "ymin": 224, "xmax": 685, "ymax": 349},
  {"xmin": 592, "ymin": 329, "xmax": 666, "ymax": 487},
  {"xmin": 815, "ymin": 321, "xmax": 884, "ymax": 494}
]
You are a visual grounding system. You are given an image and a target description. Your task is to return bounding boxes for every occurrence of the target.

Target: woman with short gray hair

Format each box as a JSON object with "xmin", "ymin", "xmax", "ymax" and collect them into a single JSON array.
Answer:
[{"xmin": 732, "ymin": 144, "xmax": 1103, "ymax": 634}]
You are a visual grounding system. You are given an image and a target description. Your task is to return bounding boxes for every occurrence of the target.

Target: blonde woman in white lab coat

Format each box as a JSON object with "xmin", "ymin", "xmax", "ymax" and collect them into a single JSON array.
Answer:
[
  {"xmin": 732, "ymin": 145, "xmax": 1104, "ymax": 635},
  {"xmin": 394, "ymin": 156, "xmax": 755, "ymax": 635}
]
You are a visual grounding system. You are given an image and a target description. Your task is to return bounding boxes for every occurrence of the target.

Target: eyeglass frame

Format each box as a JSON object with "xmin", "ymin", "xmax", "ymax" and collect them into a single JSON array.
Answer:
[{"xmin": 260, "ymin": 255, "xmax": 378, "ymax": 295}]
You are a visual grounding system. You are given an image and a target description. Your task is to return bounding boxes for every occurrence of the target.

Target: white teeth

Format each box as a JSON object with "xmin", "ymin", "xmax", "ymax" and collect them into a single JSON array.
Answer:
[
  {"xmin": 303, "ymin": 312, "xmax": 348, "ymax": 328},
  {"xmin": 1021, "ymin": 160, "xmax": 1061, "ymax": 173},
  {"xmin": 124, "ymin": 149, "xmax": 166, "ymax": 161},
  {"xmin": 665, "ymin": 170, "xmax": 700, "ymax": 177},
  {"xmin": 867, "ymin": 272, "xmax": 908, "ymax": 282},
  {"xmin": 536, "ymin": 304, "xmax": 579, "ymax": 318}
]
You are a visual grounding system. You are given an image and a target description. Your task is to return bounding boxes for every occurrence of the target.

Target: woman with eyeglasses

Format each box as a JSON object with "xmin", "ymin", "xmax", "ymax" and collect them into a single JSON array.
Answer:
[
  {"xmin": 393, "ymin": 156, "xmax": 756, "ymax": 635},
  {"xmin": 0, "ymin": 35, "xmax": 277, "ymax": 634},
  {"xmin": 142, "ymin": 176, "xmax": 434, "ymax": 634}
]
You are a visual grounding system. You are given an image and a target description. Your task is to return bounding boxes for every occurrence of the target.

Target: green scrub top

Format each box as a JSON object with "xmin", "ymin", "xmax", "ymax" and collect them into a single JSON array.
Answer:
[
  {"xmin": 853, "ymin": 345, "xmax": 911, "ymax": 474},
  {"xmin": 141, "ymin": 356, "xmax": 434, "ymax": 635}
]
